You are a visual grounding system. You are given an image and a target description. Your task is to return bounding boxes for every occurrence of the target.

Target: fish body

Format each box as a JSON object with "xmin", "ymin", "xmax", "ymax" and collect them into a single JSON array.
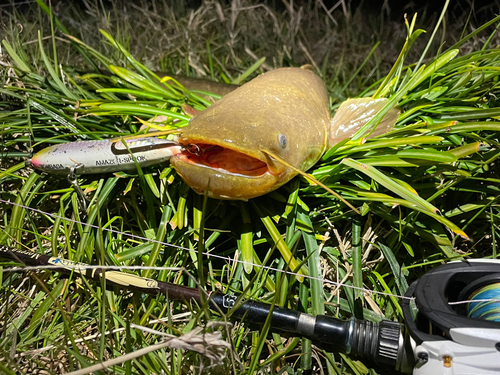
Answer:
[
  {"xmin": 170, "ymin": 67, "xmax": 399, "ymax": 200},
  {"xmin": 30, "ymin": 137, "xmax": 182, "ymax": 175},
  {"xmin": 170, "ymin": 67, "xmax": 331, "ymax": 200},
  {"xmin": 172, "ymin": 75, "xmax": 239, "ymax": 97}
]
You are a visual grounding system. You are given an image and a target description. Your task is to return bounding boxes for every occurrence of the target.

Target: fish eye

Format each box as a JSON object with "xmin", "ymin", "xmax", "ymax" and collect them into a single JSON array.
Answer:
[{"xmin": 278, "ymin": 134, "xmax": 287, "ymax": 149}]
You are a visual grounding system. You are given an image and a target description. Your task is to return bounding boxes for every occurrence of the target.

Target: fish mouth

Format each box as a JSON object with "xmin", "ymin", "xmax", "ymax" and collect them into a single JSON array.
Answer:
[
  {"xmin": 170, "ymin": 141, "xmax": 288, "ymax": 200},
  {"xmin": 175, "ymin": 142, "xmax": 278, "ymax": 177}
]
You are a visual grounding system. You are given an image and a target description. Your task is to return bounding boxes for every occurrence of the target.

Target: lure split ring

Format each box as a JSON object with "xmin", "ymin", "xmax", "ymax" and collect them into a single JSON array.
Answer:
[{"xmin": 66, "ymin": 163, "xmax": 88, "ymax": 211}]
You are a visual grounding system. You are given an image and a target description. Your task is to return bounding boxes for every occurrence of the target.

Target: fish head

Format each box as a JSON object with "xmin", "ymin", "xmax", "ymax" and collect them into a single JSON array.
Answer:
[{"xmin": 170, "ymin": 67, "xmax": 330, "ymax": 200}]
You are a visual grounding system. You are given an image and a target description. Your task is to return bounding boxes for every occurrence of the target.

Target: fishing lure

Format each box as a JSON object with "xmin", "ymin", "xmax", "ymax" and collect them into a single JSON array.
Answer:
[{"xmin": 30, "ymin": 137, "xmax": 182, "ymax": 175}]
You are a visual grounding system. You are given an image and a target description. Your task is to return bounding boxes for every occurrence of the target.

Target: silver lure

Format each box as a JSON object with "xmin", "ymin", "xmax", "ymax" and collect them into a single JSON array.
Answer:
[{"xmin": 30, "ymin": 137, "xmax": 183, "ymax": 175}]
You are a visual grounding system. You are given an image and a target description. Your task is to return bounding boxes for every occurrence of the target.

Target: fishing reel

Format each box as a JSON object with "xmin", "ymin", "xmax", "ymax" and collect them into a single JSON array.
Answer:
[
  {"xmin": 213, "ymin": 259, "xmax": 500, "ymax": 374},
  {"xmin": 402, "ymin": 259, "xmax": 500, "ymax": 374},
  {"xmin": 2, "ymin": 245, "xmax": 500, "ymax": 374}
]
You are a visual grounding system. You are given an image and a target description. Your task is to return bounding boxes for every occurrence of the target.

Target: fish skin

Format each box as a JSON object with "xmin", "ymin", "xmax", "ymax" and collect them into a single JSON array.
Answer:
[
  {"xmin": 170, "ymin": 67, "xmax": 331, "ymax": 200},
  {"xmin": 172, "ymin": 75, "xmax": 239, "ymax": 97}
]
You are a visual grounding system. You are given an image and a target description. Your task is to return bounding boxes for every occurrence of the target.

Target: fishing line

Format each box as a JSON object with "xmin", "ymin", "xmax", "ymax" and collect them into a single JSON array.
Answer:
[
  {"xmin": 8, "ymin": 242, "xmax": 500, "ymax": 374},
  {"xmin": 5, "ymin": 261, "xmax": 500, "ymax": 308},
  {"xmin": 458, "ymin": 275, "xmax": 500, "ymax": 322},
  {"xmin": 466, "ymin": 285, "xmax": 500, "ymax": 321},
  {"xmin": 1, "ymin": 265, "xmax": 183, "ymax": 272},
  {"xmin": 6, "ymin": 262, "xmax": 500, "ymax": 309},
  {"xmin": 0, "ymin": 197, "xmax": 422, "ymax": 301},
  {"xmin": 449, "ymin": 298, "xmax": 500, "ymax": 306}
]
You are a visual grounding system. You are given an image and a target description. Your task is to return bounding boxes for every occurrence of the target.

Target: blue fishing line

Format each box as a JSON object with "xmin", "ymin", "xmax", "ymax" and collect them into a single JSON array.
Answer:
[{"xmin": 467, "ymin": 283, "xmax": 500, "ymax": 322}]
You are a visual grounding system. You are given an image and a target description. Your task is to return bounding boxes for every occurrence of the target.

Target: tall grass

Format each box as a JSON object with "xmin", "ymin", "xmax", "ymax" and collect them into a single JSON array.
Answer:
[{"xmin": 0, "ymin": 1, "xmax": 499, "ymax": 374}]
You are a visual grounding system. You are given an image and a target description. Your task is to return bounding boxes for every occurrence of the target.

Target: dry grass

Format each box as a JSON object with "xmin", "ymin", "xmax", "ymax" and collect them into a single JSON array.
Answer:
[{"xmin": 2, "ymin": 0, "xmax": 499, "ymax": 100}]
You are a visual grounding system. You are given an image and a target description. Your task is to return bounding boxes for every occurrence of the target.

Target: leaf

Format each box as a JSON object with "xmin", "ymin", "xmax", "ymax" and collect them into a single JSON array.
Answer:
[
  {"xmin": 2, "ymin": 39, "xmax": 31, "ymax": 72},
  {"xmin": 233, "ymin": 57, "xmax": 266, "ymax": 85},
  {"xmin": 252, "ymin": 201, "xmax": 307, "ymax": 281},
  {"xmin": 448, "ymin": 142, "xmax": 480, "ymax": 158},
  {"xmin": 144, "ymin": 173, "xmax": 160, "ymax": 198},
  {"xmin": 379, "ymin": 243, "xmax": 409, "ymax": 295},
  {"xmin": 342, "ymin": 158, "xmax": 438, "ymax": 213},
  {"xmin": 395, "ymin": 149, "xmax": 458, "ymax": 163},
  {"xmin": 108, "ymin": 65, "xmax": 179, "ymax": 99},
  {"xmin": 37, "ymin": 31, "xmax": 77, "ymax": 101},
  {"xmin": 408, "ymin": 49, "xmax": 460, "ymax": 92},
  {"xmin": 341, "ymin": 136, "xmax": 444, "ymax": 154},
  {"xmin": 342, "ymin": 158, "xmax": 469, "ymax": 239},
  {"xmin": 298, "ymin": 211, "xmax": 324, "ymax": 314}
]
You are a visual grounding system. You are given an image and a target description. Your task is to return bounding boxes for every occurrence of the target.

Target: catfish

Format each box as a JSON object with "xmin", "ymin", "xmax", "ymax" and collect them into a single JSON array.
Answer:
[{"xmin": 171, "ymin": 67, "xmax": 400, "ymax": 200}]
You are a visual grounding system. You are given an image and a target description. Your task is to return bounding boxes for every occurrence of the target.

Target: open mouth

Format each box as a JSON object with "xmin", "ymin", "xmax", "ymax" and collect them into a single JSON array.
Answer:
[{"xmin": 177, "ymin": 143, "xmax": 269, "ymax": 177}]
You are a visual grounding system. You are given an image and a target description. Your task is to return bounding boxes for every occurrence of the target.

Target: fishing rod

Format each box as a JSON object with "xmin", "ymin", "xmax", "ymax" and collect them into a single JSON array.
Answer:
[{"xmin": 2, "ymin": 245, "xmax": 500, "ymax": 374}]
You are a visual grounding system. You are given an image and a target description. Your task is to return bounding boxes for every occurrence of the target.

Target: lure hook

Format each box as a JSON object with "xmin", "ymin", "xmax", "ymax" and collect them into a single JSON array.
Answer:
[
  {"xmin": 185, "ymin": 143, "xmax": 203, "ymax": 156},
  {"xmin": 67, "ymin": 164, "xmax": 88, "ymax": 212},
  {"xmin": 183, "ymin": 144, "xmax": 217, "ymax": 157}
]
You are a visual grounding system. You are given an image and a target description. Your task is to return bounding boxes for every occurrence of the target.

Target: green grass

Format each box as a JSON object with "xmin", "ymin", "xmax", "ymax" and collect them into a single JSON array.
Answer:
[{"xmin": 1, "ymin": 1, "xmax": 500, "ymax": 374}]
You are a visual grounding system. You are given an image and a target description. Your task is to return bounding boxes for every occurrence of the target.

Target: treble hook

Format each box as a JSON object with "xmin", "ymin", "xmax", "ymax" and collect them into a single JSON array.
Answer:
[
  {"xmin": 185, "ymin": 143, "xmax": 203, "ymax": 156},
  {"xmin": 183, "ymin": 144, "xmax": 217, "ymax": 157},
  {"xmin": 67, "ymin": 164, "xmax": 88, "ymax": 212}
]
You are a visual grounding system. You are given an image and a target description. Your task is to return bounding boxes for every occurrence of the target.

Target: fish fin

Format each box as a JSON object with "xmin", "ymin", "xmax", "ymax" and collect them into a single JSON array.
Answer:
[
  {"xmin": 260, "ymin": 149, "xmax": 360, "ymax": 215},
  {"xmin": 181, "ymin": 103, "xmax": 201, "ymax": 118},
  {"xmin": 329, "ymin": 98, "xmax": 400, "ymax": 146}
]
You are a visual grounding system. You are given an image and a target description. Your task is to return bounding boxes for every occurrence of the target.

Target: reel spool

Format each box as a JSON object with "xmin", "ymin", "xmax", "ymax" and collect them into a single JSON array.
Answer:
[
  {"xmin": 402, "ymin": 260, "xmax": 500, "ymax": 374},
  {"xmin": 460, "ymin": 277, "xmax": 500, "ymax": 322}
]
